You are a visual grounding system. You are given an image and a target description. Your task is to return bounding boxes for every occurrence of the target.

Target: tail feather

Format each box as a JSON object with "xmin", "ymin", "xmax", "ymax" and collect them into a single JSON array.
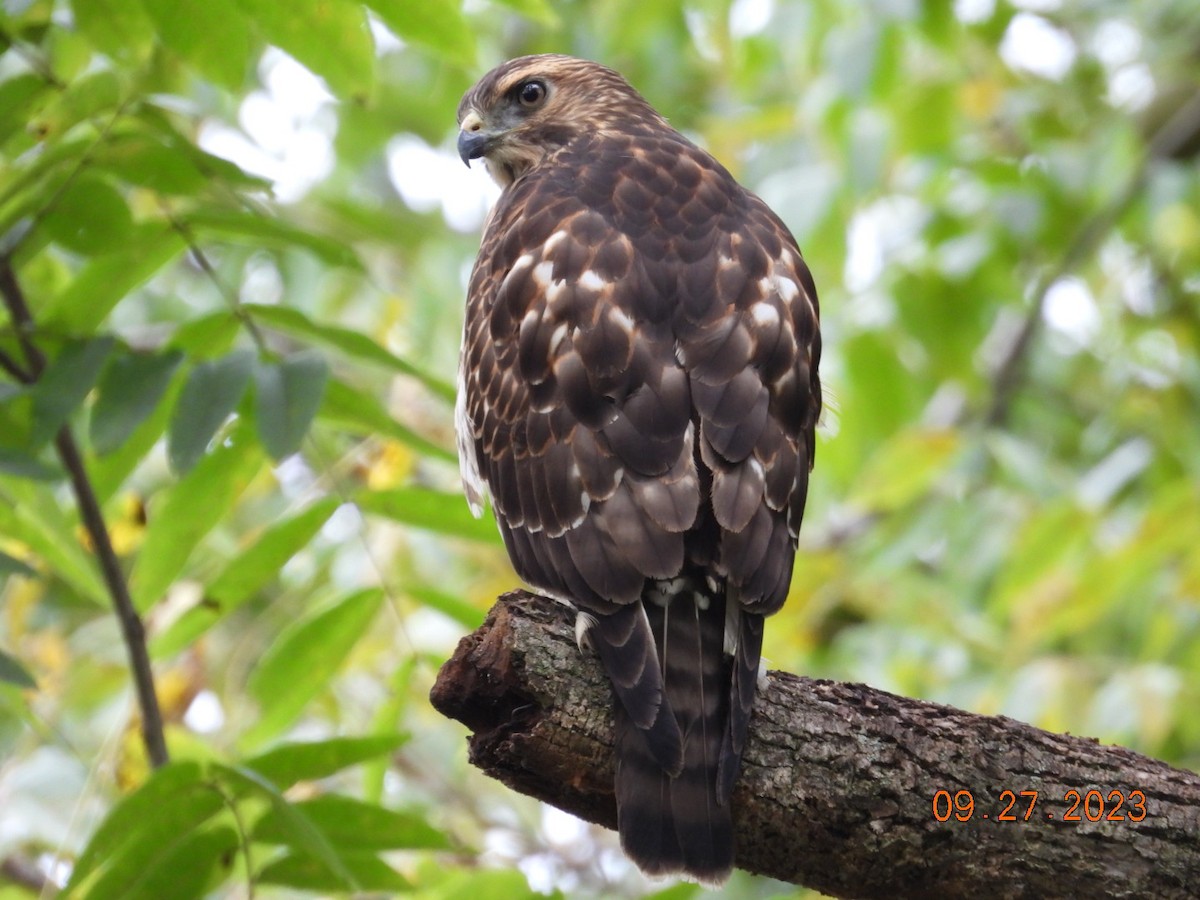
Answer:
[
  {"xmin": 589, "ymin": 603, "xmax": 683, "ymax": 774},
  {"xmin": 718, "ymin": 606, "xmax": 763, "ymax": 804},
  {"xmin": 610, "ymin": 581, "xmax": 741, "ymax": 885},
  {"xmin": 614, "ymin": 724, "xmax": 683, "ymax": 873}
]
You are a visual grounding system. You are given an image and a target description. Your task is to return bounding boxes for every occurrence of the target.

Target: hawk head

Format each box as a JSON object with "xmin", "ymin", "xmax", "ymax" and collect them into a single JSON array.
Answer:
[{"xmin": 456, "ymin": 54, "xmax": 664, "ymax": 187}]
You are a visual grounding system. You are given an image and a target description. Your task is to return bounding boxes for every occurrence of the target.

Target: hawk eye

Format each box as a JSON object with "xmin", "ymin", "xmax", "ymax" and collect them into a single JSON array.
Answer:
[{"xmin": 518, "ymin": 80, "xmax": 547, "ymax": 108}]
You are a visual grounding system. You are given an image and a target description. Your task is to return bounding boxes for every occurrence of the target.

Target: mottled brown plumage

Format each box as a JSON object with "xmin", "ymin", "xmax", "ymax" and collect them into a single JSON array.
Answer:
[{"xmin": 455, "ymin": 54, "xmax": 821, "ymax": 884}]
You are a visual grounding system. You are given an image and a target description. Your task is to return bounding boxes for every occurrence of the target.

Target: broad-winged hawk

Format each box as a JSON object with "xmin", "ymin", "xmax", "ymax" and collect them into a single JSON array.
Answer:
[{"xmin": 455, "ymin": 54, "xmax": 822, "ymax": 884}]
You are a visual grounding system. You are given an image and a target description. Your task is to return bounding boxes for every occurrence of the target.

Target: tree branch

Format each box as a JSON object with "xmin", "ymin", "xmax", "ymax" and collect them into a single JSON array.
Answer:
[
  {"xmin": 53, "ymin": 428, "xmax": 169, "ymax": 767},
  {"xmin": 0, "ymin": 257, "xmax": 169, "ymax": 769},
  {"xmin": 432, "ymin": 591, "xmax": 1200, "ymax": 899},
  {"xmin": 0, "ymin": 344, "xmax": 32, "ymax": 382},
  {"xmin": 1, "ymin": 854, "xmax": 49, "ymax": 893}
]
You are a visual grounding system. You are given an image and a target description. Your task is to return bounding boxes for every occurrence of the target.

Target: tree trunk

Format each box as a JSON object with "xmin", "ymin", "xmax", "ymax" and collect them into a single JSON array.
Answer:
[{"xmin": 430, "ymin": 591, "xmax": 1200, "ymax": 899}]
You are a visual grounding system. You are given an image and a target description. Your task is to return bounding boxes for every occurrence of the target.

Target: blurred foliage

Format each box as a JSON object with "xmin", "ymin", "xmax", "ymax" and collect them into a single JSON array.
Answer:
[{"xmin": 0, "ymin": 0, "xmax": 1197, "ymax": 897}]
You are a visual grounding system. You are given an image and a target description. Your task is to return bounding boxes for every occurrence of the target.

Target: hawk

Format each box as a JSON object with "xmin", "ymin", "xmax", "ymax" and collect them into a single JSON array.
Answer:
[{"xmin": 455, "ymin": 55, "xmax": 821, "ymax": 883}]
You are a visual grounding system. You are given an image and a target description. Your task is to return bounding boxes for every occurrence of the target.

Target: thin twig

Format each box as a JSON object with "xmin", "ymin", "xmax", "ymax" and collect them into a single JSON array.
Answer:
[
  {"xmin": 984, "ymin": 89, "xmax": 1200, "ymax": 428},
  {"xmin": 56, "ymin": 429, "xmax": 169, "ymax": 766},
  {"xmin": 186, "ymin": 241, "xmax": 269, "ymax": 350},
  {"xmin": 1, "ymin": 854, "xmax": 50, "ymax": 893},
  {"xmin": 0, "ymin": 261, "xmax": 45, "ymax": 374},
  {"xmin": 0, "ymin": 256, "xmax": 169, "ymax": 769},
  {"xmin": 0, "ymin": 344, "xmax": 32, "ymax": 382},
  {"xmin": 211, "ymin": 781, "xmax": 256, "ymax": 900},
  {"xmin": 157, "ymin": 202, "xmax": 270, "ymax": 352},
  {"xmin": 984, "ymin": 203, "xmax": 1127, "ymax": 428}
]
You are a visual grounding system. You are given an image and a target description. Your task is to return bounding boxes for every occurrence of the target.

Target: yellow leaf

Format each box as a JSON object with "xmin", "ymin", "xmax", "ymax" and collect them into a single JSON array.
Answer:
[
  {"xmin": 957, "ymin": 78, "xmax": 1001, "ymax": 120},
  {"xmin": 116, "ymin": 721, "xmax": 151, "ymax": 791},
  {"xmin": 110, "ymin": 493, "xmax": 148, "ymax": 555},
  {"xmin": 3, "ymin": 571, "xmax": 43, "ymax": 639},
  {"xmin": 1153, "ymin": 203, "xmax": 1200, "ymax": 254},
  {"xmin": 365, "ymin": 440, "xmax": 415, "ymax": 490}
]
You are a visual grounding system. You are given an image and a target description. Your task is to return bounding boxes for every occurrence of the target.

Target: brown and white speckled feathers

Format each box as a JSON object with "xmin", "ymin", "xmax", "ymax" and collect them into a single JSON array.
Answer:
[{"xmin": 455, "ymin": 54, "xmax": 821, "ymax": 884}]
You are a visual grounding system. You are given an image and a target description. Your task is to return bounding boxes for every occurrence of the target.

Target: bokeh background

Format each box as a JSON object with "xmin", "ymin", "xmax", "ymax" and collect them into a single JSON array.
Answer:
[{"xmin": 1, "ymin": 0, "xmax": 1197, "ymax": 897}]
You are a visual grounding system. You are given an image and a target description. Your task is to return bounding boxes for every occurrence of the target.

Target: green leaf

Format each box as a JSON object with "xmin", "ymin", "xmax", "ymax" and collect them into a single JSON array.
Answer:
[
  {"xmin": 244, "ymin": 304, "xmax": 454, "ymax": 402},
  {"xmin": 644, "ymin": 884, "xmax": 702, "ymax": 900},
  {"xmin": 131, "ymin": 422, "xmax": 262, "ymax": 611},
  {"xmin": 0, "ymin": 648, "xmax": 37, "ymax": 689},
  {"xmin": 183, "ymin": 208, "xmax": 362, "ymax": 268},
  {"xmin": 848, "ymin": 428, "xmax": 961, "ymax": 512},
  {"xmin": 208, "ymin": 503, "xmax": 336, "ymax": 608},
  {"xmin": 129, "ymin": 106, "xmax": 272, "ymax": 190},
  {"xmin": 90, "ymin": 348, "xmax": 183, "ymax": 455},
  {"xmin": 253, "ymin": 351, "xmax": 328, "ymax": 461},
  {"xmin": 0, "ymin": 73, "xmax": 50, "ymax": 146},
  {"xmin": 42, "ymin": 26, "xmax": 93, "ymax": 81},
  {"xmin": 253, "ymin": 794, "xmax": 449, "ymax": 850},
  {"xmin": 232, "ymin": 0, "xmax": 374, "ymax": 98},
  {"xmin": 151, "ymin": 497, "xmax": 339, "ymax": 657},
  {"xmin": 30, "ymin": 337, "xmax": 114, "ymax": 445},
  {"xmin": 212, "ymin": 764, "xmax": 357, "ymax": 890},
  {"xmin": 0, "ymin": 447, "xmax": 61, "ymax": 480},
  {"xmin": 0, "ymin": 480, "xmax": 107, "ymax": 604},
  {"xmin": 90, "ymin": 374, "xmax": 183, "ymax": 504},
  {"xmin": 257, "ymin": 849, "xmax": 411, "ymax": 893},
  {"xmin": 111, "ymin": 824, "xmax": 239, "ymax": 900},
  {"xmin": 363, "ymin": 660, "xmax": 418, "ymax": 803},
  {"xmin": 169, "ymin": 310, "xmax": 240, "ymax": 358},
  {"xmin": 243, "ymin": 733, "xmax": 409, "ymax": 789},
  {"xmin": 0, "ymin": 550, "xmax": 37, "ymax": 579},
  {"xmin": 140, "ymin": 0, "xmax": 255, "ymax": 90},
  {"xmin": 67, "ymin": 761, "xmax": 222, "ymax": 892},
  {"xmin": 42, "ymin": 224, "xmax": 187, "ymax": 334},
  {"xmin": 407, "ymin": 584, "xmax": 484, "ymax": 629},
  {"xmin": 319, "ymin": 377, "xmax": 455, "ymax": 463},
  {"xmin": 93, "ymin": 133, "xmax": 210, "ymax": 196},
  {"xmin": 108, "ymin": 104, "xmax": 271, "ymax": 192},
  {"xmin": 488, "ymin": 0, "xmax": 559, "ymax": 25},
  {"xmin": 243, "ymin": 588, "xmax": 383, "ymax": 747},
  {"xmin": 990, "ymin": 500, "xmax": 1091, "ymax": 615},
  {"xmin": 69, "ymin": 0, "xmax": 155, "ymax": 63},
  {"xmin": 365, "ymin": 0, "xmax": 475, "ymax": 65},
  {"xmin": 0, "ymin": 382, "xmax": 32, "ymax": 451},
  {"xmin": 30, "ymin": 69, "xmax": 121, "ymax": 140},
  {"xmin": 430, "ymin": 867, "xmax": 541, "ymax": 900},
  {"xmin": 356, "ymin": 487, "xmax": 501, "ymax": 544},
  {"xmin": 0, "ymin": 130, "xmax": 90, "ymax": 200},
  {"xmin": 168, "ymin": 350, "xmax": 254, "ymax": 474}
]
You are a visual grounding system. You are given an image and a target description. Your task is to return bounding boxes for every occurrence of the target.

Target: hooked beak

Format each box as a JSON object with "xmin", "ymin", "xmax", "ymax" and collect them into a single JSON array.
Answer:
[
  {"xmin": 457, "ymin": 110, "xmax": 493, "ymax": 166},
  {"xmin": 457, "ymin": 130, "xmax": 491, "ymax": 166}
]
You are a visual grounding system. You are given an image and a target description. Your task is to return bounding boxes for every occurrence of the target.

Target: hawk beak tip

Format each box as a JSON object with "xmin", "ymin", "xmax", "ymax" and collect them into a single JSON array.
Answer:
[{"xmin": 457, "ymin": 129, "xmax": 490, "ymax": 167}]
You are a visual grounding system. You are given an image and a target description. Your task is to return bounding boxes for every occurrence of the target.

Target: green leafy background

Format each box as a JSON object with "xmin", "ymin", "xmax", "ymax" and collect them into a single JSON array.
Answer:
[{"xmin": 0, "ymin": 0, "xmax": 1197, "ymax": 897}]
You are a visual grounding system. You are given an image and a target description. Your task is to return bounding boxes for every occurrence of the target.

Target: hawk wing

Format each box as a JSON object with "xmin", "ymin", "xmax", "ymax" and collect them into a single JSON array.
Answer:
[{"xmin": 459, "ymin": 124, "xmax": 820, "ymax": 882}]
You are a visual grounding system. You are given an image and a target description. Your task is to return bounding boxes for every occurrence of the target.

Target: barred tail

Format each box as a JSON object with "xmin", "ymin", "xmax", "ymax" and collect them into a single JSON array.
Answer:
[{"xmin": 604, "ymin": 581, "xmax": 755, "ymax": 885}]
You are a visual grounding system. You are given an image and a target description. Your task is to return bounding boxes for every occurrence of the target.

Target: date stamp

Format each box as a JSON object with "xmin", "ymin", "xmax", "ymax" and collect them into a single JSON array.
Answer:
[{"xmin": 932, "ymin": 788, "xmax": 1148, "ymax": 823}]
